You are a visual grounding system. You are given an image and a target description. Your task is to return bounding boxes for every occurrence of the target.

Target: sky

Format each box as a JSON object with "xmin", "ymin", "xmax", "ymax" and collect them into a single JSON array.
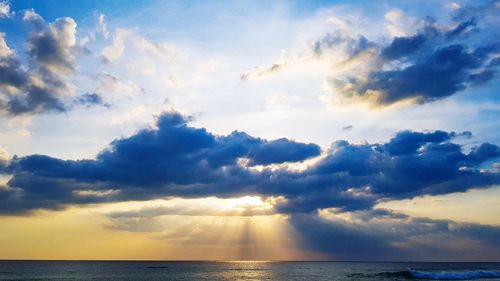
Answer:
[{"xmin": 0, "ymin": 0, "xmax": 499, "ymax": 261}]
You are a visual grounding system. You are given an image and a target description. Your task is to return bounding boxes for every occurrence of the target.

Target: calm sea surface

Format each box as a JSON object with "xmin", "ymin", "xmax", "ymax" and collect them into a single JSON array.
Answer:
[{"xmin": 0, "ymin": 261, "xmax": 499, "ymax": 281}]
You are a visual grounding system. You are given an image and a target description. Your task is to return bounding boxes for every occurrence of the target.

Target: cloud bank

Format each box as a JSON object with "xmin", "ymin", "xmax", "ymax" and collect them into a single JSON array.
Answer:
[
  {"xmin": 3, "ymin": 109, "xmax": 493, "ymax": 260},
  {"xmin": 0, "ymin": 111, "xmax": 498, "ymax": 215}
]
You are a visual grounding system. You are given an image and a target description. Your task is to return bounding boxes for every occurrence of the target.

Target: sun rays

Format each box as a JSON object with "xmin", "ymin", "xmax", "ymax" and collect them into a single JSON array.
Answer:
[
  {"xmin": 97, "ymin": 196, "xmax": 306, "ymax": 260},
  {"xmin": 0, "ymin": 195, "xmax": 319, "ymax": 260}
]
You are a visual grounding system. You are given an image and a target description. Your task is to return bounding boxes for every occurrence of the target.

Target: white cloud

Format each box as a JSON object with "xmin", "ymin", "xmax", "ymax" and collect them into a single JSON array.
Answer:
[
  {"xmin": 22, "ymin": 8, "xmax": 43, "ymax": 23},
  {"xmin": 0, "ymin": 145, "xmax": 9, "ymax": 161},
  {"xmin": 0, "ymin": 32, "xmax": 13, "ymax": 58},
  {"xmin": 0, "ymin": 1, "xmax": 11, "ymax": 18},
  {"xmin": 95, "ymin": 72, "xmax": 143, "ymax": 97},
  {"xmin": 101, "ymin": 28, "xmax": 174, "ymax": 63},
  {"xmin": 96, "ymin": 13, "xmax": 109, "ymax": 39},
  {"xmin": 445, "ymin": 2, "xmax": 461, "ymax": 11},
  {"xmin": 384, "ymin": 9, "xmax": 421, "ymax": 37},
  {"xmin": 101, "ymin": 29, "xmax": 126, "ymax": 62}
]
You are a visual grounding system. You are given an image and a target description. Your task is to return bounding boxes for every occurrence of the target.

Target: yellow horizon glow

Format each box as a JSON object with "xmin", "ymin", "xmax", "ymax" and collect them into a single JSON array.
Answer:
[
  {"xmin": 376, "ymin": 185, "xmax": 500, "ymax": 226},
  {"xmin": 0, "ymin": 196, "xmax": 328, "ymax": 261}
]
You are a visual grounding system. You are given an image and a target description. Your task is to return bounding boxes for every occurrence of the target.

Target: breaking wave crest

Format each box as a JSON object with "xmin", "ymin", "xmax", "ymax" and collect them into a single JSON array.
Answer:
[
  {"xmin": 408, "ymin": 269, "xmax": 500, "ymax": 280},
  {"xmin": 348, "ymin": 269, "xmax": 500, "ymax": 280}
]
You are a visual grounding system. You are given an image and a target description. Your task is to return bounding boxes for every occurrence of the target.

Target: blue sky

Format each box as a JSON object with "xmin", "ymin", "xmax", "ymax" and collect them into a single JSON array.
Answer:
[{"xmin": 0, "ymin": 0, "xmax": 499, "ymax": 261}]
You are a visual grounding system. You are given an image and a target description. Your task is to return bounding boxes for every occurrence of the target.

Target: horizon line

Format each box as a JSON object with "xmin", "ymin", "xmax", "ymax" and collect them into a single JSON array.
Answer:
[{"xmin": 1, "ymin": 259, "xmax": 499, "ymax": 263}]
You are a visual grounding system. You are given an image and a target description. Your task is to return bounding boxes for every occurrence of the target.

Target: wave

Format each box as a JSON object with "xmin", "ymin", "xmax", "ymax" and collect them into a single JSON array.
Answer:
[
  {"xmin": 408, "ymin": 269, "xmax": 500, "ymax": 280},
  {"xmin": 347, "ymin": 269, "xmax": 500, "ymax": 280},
  {"xmin": 347, "ymin": 270, "xmax": 412, "ymax": 279}
]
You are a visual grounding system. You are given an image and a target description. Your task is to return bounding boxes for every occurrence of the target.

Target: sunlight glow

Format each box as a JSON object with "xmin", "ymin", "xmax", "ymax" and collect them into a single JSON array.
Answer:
[
  {"xmin": 223, "ymin": 196, "xmax": 274, "ymax": 214},
  {"xmin": 0, "ymin": 195, "xmax": 329, "ymax": 260}
]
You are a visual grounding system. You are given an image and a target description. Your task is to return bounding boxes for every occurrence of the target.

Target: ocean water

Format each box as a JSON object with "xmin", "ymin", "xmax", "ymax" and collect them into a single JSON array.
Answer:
[{"xmin": 0, "ymin": 261, "xmax": 499, "ymax": 281}]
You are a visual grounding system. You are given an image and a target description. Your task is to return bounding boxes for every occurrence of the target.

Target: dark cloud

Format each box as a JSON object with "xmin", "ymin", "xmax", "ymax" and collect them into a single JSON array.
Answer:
[
  {"xmin": 0, "ymin": 55, "xmax": 29, "ymax": 89},
  {"xmin": 0, "ymin": 111, "xmax": 498, "ymax": 215},
  {"xmin": 359, "ymin": 4, "xmax": 499, "ymax": 106},
  {"xmin": 289, "ymin": 210, "xmax": 500, "ymax": 261},
  {"xmin": 341, "ymin": 125, "xmax": 353, "ymax": 131},
  {"xmin": 0, "ymin": 11, "xmax": 80, "ymax": 115},
  {"xmin": 269, "ymin": 129, "xmax": 497, "ymax": 213},
  {"xmin": 452, "ymin": 0, "xmax": 500, "ymax": 23},
  {"xmin": 6, "ymin": 85, "xmax": 66, "ymax": 114},
  {"xmin": 338, "ymin": 41, "xmax": 498, "ymax": 105},
  {"xmin": 313, "ymin": 32, "xmax": 375, "ymax": 58},
  {"xmin": 338, "ymin": 7, "xmax": 500, "ymax": 105},
  {"xmin": 289, "ymin": 213, "xmax": 404, "ymax": 261},
  {"xmin": 0, "ymin": 34, "xmax": 67, "ymax": 114},
  {"xmin": 446, "ymin": 18, "xmax": 477, "ymax": 39},
  {"xmin": 27, "ymin": 17, "xmax": 77, "ymax": 73},
  {"xmin": 73, "ymin": 92, "xmax": 110, "ymax": 108},
  {"xmin": 384, "ymin": 130, "xmax": 455, "ymax": 156},
  {"xmin": 467, "ymin": 142, "xmax": 500, "ymax": 165},
  {"xmin": 380, "ymin": 34, "xmax": 427, "ymax": 60},
  {"xmin": 247, "ymin": 138, "xmax": 320, "ymax": 166}
]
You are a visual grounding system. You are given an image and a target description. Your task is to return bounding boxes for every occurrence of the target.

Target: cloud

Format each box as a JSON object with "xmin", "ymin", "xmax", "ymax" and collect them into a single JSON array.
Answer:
[
  {"xmin": 0, "ymin": 145, "xmax": 8, "ymax": 172},
  {"xmin": 467, "ymin": 143, "xmax": 500, "ymax": 165},
  {"xmin": 0, "ymin": 32, "xmax": 66, "ymax": 115},
  {"xmin": 290, "ymin": 209, "xmax": 500, "ymax": 261},
  {"xmin": 27, "ymin": 17, "xmax": 77, "ymax": 75},
  {"xmin": 452, "ymin": 0, "xmax": 500, "ymax": 23},
  {"xmin": 341, "ymin": 125, "xmax": 353, "ymax": 131},
  {"xmin": 103, "ymin": 199, "xmax": 500, "ymax": 260},
  {"xmin": 73, "ymin": 92, "xmax": 110, "ymax": 108},
  {"xmin": 101, "ymin": 28, "xmax": 168, "ymax": 63},
  {"xmin": 105, "ymin": 196, "xmax": 275, "ymax": 219},
  {"xmin": 94, "ymin": 72, "xmax": 144, "ymax": 97},
  {"xmin": 0, "ymin": 34, "xmax": 27, "ymax": 88},
  {"xmin": 337, "ymin": 42, "xmax": 498, "ymax": 106},
  {"xmin": 240, "ymin": 31, "xmax": 375, "ymax": 81},
  {"xmin": 246, "ymin": 138, "xmax": 320, "ymax": 166},
  {"xmin": 101, "ymin": 29, "xmax": 125, "ymax": 62},
  {"xmin": 333, "ymin": 8, "xmax": 499, "ymax": 106},
  {"xmin": 383, "ymin": 130, "xmax": 463, "ymax": 156},
  {"xmin": 380, "ymin": 34, "xmax": 427, "ymax": 60},
  {"xmin": 383, "ymin": 8, "xmax": 424, "ymax": 37},
  {"xmin": 244, "ymin": 2, "xmax": 499, "ymax": 107},
  {"xmin": 0, "ymin": 111, "xmax": 498, "ymax": 215},
  {"xmin": 0, "ymin": 1, "xmax": 12, "ymax": 18},
  {"xmin": 96, "ymin": 13, "xmax": 109, "ymax": 39},
  {"xmin": 22, "ymin": 9, "xmax": 43, "ymax": 25},
  {"xmin": 313, "ymin": 32, "xmax": 375, "ymax": 59},
  {"xmin": 0, "ymin": 10, "xmax": 82, "ymax": 115}
]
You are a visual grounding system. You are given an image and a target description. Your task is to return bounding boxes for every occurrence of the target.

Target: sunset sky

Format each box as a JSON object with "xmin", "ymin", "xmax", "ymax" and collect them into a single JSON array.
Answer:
[{"xmin": 0, "ymin": 0, "xmax": 499, "ymax": 261}]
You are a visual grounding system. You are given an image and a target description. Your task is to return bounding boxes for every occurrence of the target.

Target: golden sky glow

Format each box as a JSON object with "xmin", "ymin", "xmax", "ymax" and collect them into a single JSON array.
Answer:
[
  {"xmin": 377, "ymin": 186, "xmax": 500, "ymax": 226},
  {"xmin": 1, "ymin": 188, "xmax": 499, "ymax": 260},
  {"xmin": 0, "ymin": 196, "xmax": 327, "ymax": 260}
]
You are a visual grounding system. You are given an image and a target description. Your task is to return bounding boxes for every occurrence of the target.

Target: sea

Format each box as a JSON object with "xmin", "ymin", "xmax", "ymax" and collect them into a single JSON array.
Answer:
[{"xmin": 0, "ymin": 261, "xmax": 499, "ymax": 281}]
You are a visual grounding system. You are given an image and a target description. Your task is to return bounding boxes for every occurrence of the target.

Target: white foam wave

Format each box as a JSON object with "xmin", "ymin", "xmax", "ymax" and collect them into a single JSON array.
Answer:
[{"xmin": 408, "ymin": 269, "xmax": 500, "ymax": 280}]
